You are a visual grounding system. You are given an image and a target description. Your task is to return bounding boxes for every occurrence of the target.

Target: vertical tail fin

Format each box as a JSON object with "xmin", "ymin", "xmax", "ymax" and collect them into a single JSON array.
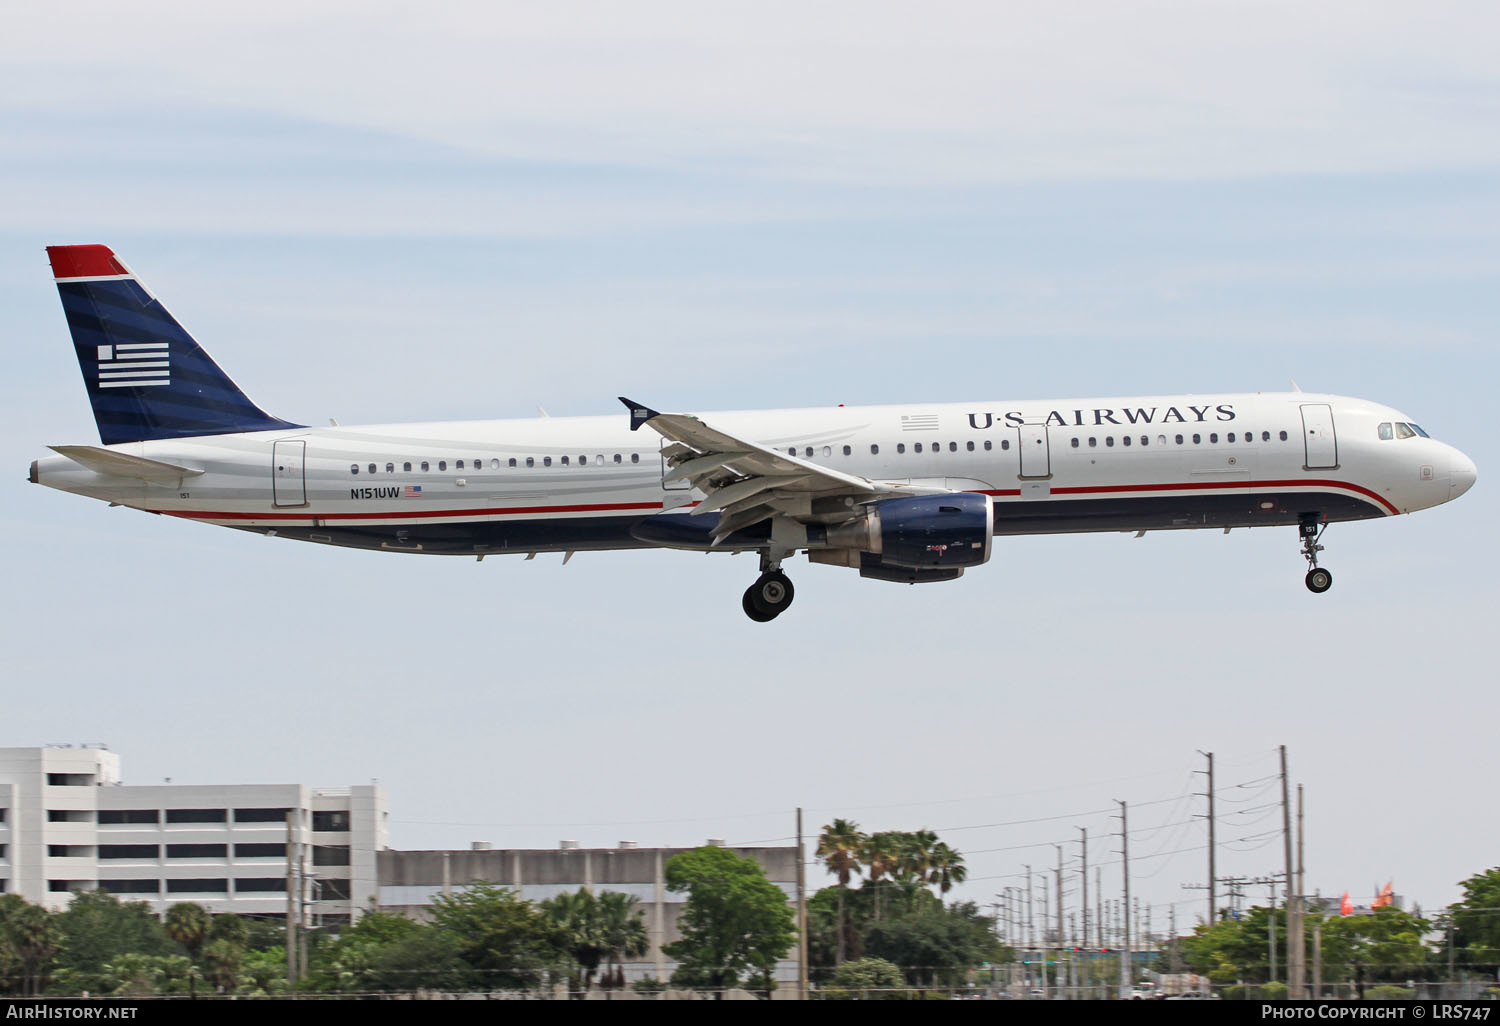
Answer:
[{"xmin": 47, "ymin": 245, "xmax": 302, "ymax": 444}]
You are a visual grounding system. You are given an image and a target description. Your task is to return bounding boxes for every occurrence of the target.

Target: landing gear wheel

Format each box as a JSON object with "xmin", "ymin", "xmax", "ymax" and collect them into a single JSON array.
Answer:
[
  {"xmin": 742, "ymin": 590, "xmax": 776, "ymax": 622},
  {"xmin": 743, "ymin": 570, "xmax": 795, "ymax": 621},
  {"xmin": 1305, "ymin": 568, "xmax": 1333, "ymax": 594}
]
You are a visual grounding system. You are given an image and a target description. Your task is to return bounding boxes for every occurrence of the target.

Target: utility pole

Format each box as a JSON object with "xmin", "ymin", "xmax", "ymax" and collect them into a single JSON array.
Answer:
[
  {"xmin": 796, "ymin": 808, "xmax": 808, "ymax": 1000},
  {"xmin": 285, "ymin": 811, "xmax": 298, "ymax": 990},
  {"xmin": 1292, "ymin": 782, "xmax": 1307, "ymax": 998},
  {"xmin": 1055, "ymin": 844, "xmax": 1065, "ymax": 967},
  {"xmin": 1080, "ymin": 827, "xmax": 1089, "ymax": 951},
  {"xmin": 1281, "ymin": 745, "xmax": 1301, "ymax": 998},
  {"xmin": 1118, "ymin": 800, "xmax": 1131, "ymax": 999},
  {"xmin": 1198, "ymin": 750, "xmax": 1216, "ymax": 924}
]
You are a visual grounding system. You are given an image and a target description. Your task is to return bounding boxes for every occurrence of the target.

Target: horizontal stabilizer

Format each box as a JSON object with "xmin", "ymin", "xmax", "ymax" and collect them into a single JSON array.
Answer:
[{"xmin": 49, "ymin": 445, "xmax": 203, "ymax": 482}]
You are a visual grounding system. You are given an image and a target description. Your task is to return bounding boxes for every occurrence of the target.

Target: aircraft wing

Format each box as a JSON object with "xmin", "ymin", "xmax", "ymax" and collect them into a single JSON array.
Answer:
[{"xmin": 619, "ymin": 397, "xmax": 937, "ymax": 543}]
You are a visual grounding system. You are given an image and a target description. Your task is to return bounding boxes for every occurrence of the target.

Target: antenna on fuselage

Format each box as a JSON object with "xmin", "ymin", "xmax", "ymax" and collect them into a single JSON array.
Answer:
[{"xmin": 1289, "ymin": 379, "xmax": 1303, "ymax": 393}]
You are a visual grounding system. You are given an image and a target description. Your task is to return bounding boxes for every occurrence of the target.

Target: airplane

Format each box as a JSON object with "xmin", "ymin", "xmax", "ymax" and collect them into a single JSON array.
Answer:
[{"xmin": 29, "ymin": 244, "xmax": 1478, "ymax": 622}]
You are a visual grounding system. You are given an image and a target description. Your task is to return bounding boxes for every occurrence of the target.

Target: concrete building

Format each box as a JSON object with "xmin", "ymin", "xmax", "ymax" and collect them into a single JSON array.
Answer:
[
  {"xmin": 0, "ymin": 745, "xmax": 387, "ymax": 924},
  {"xmin": 378, "ymin": 841, "xmax": 799, "ymax": 982}
]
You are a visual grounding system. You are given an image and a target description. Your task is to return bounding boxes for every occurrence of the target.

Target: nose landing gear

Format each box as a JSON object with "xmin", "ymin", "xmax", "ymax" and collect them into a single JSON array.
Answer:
[
  {"xmin": 1300, "ymin": 516, "xmax": 1333, "ymax": 594},
  {"xmin": 743, "ymin": 570, "xmax": 795, "ymax": 621}
]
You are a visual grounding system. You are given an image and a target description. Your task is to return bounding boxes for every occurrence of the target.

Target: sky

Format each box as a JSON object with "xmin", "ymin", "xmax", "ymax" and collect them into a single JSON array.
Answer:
[{"xmin": 2, "ymin": 1, "xmax": 1497, "ymax": 938}]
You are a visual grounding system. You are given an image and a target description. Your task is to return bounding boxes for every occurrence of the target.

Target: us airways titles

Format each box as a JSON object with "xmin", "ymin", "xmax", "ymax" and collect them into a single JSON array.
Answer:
[{"xmin": 967, "ymin": 403, "xmax": 1237, "ymax": 430}]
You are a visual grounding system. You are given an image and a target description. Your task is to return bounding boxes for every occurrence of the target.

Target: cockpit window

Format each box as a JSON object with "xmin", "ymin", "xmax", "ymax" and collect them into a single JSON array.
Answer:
[
  {"xmin": 1409, "ymin": 423, "xmax": 1429, "ymax": 438},
  {"xmin": 1379, "ymin": 423, "xmax": 1393, "ymax": 440},
  {"xmin": 1394, "ymin": 422, "xmax": 1416, "ymax": 440}
]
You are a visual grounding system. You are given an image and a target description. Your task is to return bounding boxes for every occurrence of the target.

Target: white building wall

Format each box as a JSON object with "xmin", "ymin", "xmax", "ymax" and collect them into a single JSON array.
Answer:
[{"xmin": 0, "ymin": 747, "xmax": 384, "ymax": 924}]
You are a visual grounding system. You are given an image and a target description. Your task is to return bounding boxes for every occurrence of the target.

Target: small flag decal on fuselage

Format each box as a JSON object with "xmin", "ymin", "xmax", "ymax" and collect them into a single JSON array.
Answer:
[
  {"xmin": 403, "ymin": 485, "xmax": 422, "ymax": 497},
  {"xmin": 97, "ymin": 342, "xmax": 170, "ymax": 389}
]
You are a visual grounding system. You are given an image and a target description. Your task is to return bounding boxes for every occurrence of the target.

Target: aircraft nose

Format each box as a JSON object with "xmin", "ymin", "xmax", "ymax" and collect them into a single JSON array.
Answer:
[{"xmin": 1451, "ymin": 449, "xmax": 1477, "ymax": 499}]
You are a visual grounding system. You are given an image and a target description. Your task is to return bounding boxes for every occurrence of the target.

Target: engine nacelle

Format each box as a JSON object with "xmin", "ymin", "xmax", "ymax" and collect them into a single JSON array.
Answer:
[{"xmin": 820, "ymin": 492, "xmax": 993, "ymax": 570}]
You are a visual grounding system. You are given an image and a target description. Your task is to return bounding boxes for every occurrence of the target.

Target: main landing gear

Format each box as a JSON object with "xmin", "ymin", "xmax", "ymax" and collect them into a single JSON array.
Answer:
[
  {"xmin": 1300, "ymin": 516, "xmax": 1333, "ymax": 594},
  {"xmin": 743, "ymin": 570, "xmax": 795, "ymax": 622}
]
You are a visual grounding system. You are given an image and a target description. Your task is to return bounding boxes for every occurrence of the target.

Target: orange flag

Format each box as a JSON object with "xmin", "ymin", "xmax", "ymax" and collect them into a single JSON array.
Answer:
[
  {"xmin": 1374, "ymin": 881, "xmax": 1394, "ymax": 909},
  {"xmin": 1340, "ymin": 892, "xmax": 1352, "ymax": 916}
]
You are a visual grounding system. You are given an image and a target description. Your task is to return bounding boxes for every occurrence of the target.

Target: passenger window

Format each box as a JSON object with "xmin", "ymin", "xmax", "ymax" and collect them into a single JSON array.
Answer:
[
  {"xmin": 508, "ymin": 458, "xmax": 517, "ymax": 468},
  {"xmin": 1000, "ymin": 439, "xmax": 1010, "ymax": 450},
  {"xmin": 1209, "ymin": 433, "xmax": 1218, "ymax": 443},
  {"xmin": 1122, "ymin": 435, "xmax": 1132, "ymax": 446},
  {"xmin": 631, "ymin": 454, "xmax": 640, "ymax": 463},
  {"xmin": 870, "ymin": 444, "xmax": 880, "ymax": 455},
  {"xmin": 526, "ymin": 457, "xmax": 534, "ymax": 468},
  {"xmin": 966, "ymin": 441, "xmax": 975, "ymax": 451},
  {"xmin": 1089, "ymin": 437, "xmax": 1098, "ymax": 448},
  {"xmin": 914, "ymin": 443, "xmax": 923, "ymax": 453},
  {"xmin": 438, "ymin": 460, "xmax": 447, "ymax": 471},
  {"xmin": 983, "ymin": 440, "xmax": 992, "ymax": 451},
  {"xmin": 613, "ymin": 454, "xmax": 622, "ymax": 464},
  {"xmin": 1070, "ymin": 437, "xmax": 1079, "ymax": 448},
  {"xmin": 805, "ymin": 447, "xmax": 814, "ymax": 458},
  {"xmin": 386, "ymin": 463, "xmax": 394, "ymax": 473},
  {"xmin": 580, "ymin": 456, "xmax": 588, "ymax": 465},
  {"xmin": 787, "ymin": 448, "xmax": 796, "ymax": 456},
  {"xmin": 543, "ymin": 457, "xmax": 552, "ymax": 467},
  {"xmin": 350, "ymin": 464, "xmax": 359, "ymax": 475},
  {"xmin": 1140, "ymin": 436, "xmax": 1148, "ymax": 447},
  {"xmin": 560, "ymin": 456, "xmax": 569, "ymax": 466},
  {"xmin": 456, "ymin": 460, "xmax": 465, "ymax": 470},
  {"xmin": 897, "ymin": 443, "xmax": 906, "ymax": 454},
  {"xmin": 842, "ymin": 445, "xmax": 851, "ymax": 456},
  {"xmin": 1279, "ymin": 431, "xmax": 1288, "ymax": 441},
  {"xmin": 1192, "ymin": 435, "xmax": 1201, "ymax": 444},
  {"xmin": 403, "ymin": 462, "xmax": 412, "ymax": 472},
  {"xmin": 949, "ymin": 442, "xmax": 957, "ymax": 452},
  {"xmin": 1227, "ymin": 433, "xmax": 1236, "ymax": 443},
  {"xmin": 823, "ymin": 446, "xmax": 832, "ymax": 457},
  {"xmin": 1175, "ymin": 435, "xmax": 1183, "ymax": 445},
  {"xmin": 421, "ymin": 461, "xmax": 429, "ymax": 471},
  {"xmin": 1106, "ymin": 437, "xmax": 1114, "ymax": 447},
  {"xmin": 1157, "ymin": 435, "xmax": 1166, "ymax": 446},
  {"xmin": 1261, "ymin": 432, "xmax": 1270, "ymax": 442},
  {"xmin": 368, "ymin": 463, "xmax": 377, "ymax": 474}
]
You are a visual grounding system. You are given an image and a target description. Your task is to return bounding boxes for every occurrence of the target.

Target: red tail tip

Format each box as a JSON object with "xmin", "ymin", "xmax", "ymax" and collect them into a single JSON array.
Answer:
[{"xmin": 47, "ymin": 245, "xmax": 128, "ymax": 279}]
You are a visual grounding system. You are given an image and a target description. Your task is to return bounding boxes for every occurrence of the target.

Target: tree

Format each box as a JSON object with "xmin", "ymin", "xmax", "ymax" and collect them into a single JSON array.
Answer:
[
  {"xmin": 827, "ymin": 956, "xmax": 906, "ymax": 999},
  {"xmin": 817, "ymin": 819, "xmax": 866, "ymax": 964},
  {"xmin": 51, "ymin": 890, "xmax": 171, "ymax": 995},
  {"xmin": 1450, "ymin": 867, "xmax": 1500, "ymax": 975},
  {"xmin": 428, "ymin": 882, "xmax": 565, "ymax": 991},
  {"xmin": 863, "ymin": 901, "xmax": 1005, "ymax": 988},
  {"xmin": 310, "ymin": 909, "xmax": 466, "ymax": 994},
  {"xmin": 928, "ymin": 842, "xmax": 967, "ymax": 896},
  {"xmin": 162, "ymin": 902, "xmax": 212, "ymax": 998},
  {"xmin": 663, "ymin": 846, "xmax": 797, "ymax": 999},
  {"xmin": 0, "ymin": 895, "xmax": 58, "ymax": 997},
  {"xmin": 598, "ymin": 891, "xmax": 649, "ymax": 985},
  {"xmin": 862, "ymin": 832, "xmax": 903, "ymax": 920},
  {"xmin": 541, "ymin": 889, "xmax": 609, "ymax": 996}
]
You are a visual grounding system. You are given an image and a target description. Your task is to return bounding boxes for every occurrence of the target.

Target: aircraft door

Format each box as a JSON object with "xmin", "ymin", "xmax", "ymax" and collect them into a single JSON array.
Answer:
[
  {"xmin": 1016, "ymin": 424, "xmax": 1051, "ymax": 479},
  {"xmin": 273, "ymin": 439, "xmax": 307, "ymax": 507},
  {"xmin": 1300, "ymin": 404, "xmax": 1338, "ymax": 469}
]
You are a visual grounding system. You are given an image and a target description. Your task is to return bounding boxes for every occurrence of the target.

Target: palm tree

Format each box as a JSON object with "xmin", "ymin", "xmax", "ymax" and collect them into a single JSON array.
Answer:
[
  {"xmin": 541, "ymin": 889, "xmax": 609, "ymax": 997},
  {"xmin": 897, "ymin": 830, "xmax": 939, "ymax": 887},
  {"xmin": 817, "ymin": 819, "xmax": 866, "ymax": 964},
  {"xmin": 163, "ymin": 903, "xmax": 211, "ymax": 998},
  {"xmin": 598, "ymin": 891, "xmax": 649, "ymax": 994},
  {"xmin": 863, "ymin": 831, "xmax": 903, "ymax": 921},
  {"xmin": 928, "ymin": 842, "xmax": 967, "ymax": 896}
]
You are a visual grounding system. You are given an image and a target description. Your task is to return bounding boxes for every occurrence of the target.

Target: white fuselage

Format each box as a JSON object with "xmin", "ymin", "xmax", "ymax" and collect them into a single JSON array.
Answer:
[{"xmin": 32, "ymin": 392, "xmax": 1476, "ymax": 558}]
